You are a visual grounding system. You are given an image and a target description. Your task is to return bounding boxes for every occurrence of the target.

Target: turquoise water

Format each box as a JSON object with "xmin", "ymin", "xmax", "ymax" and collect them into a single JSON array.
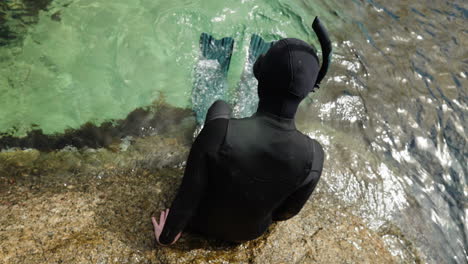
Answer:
[
  {"xmin": 0, "ymin": 0, "xmax": 333, "ymax": 136},
  {"xmin": 1, "ymin": 0, "xmax": 467, "ymax": 263}
]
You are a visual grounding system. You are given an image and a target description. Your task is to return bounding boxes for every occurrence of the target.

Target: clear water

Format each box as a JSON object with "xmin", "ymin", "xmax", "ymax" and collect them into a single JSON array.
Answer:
[
  {"xmin": 0, "ymin": 0, "xmax": 332, "ymax": 135},
  {"xmin": 0, "ymin": 0, "xmax": 466, "ymax": 263}
]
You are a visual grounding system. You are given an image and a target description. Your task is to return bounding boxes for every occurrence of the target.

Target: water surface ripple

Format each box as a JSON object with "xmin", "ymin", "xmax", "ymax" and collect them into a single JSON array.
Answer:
[
  {"xmin": 308, "ymin": 1, "xmax": 467, "ymax": 263},
  {"xmin": 0, "ymin": 0, "xmax": 466, "ymax": 263}
]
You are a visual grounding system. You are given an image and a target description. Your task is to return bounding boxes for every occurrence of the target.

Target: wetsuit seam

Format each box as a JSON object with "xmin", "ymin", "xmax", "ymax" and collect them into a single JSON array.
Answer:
[
  {"xmin": 262, "ymin": 121, "xmax": 295, "ymax": 131},
  {"xmin": 283, "ymin": 41, "xmax": 294, "ymax": 116},
  {"xmin": 254, "ymin": 111, "xmax": 296, "ymax": 130},
  {"xmin": 306, "ymin": 137, "xmax": 314, "ymax": 183},
  {"xmin": 256, "ymin": 109, "xmax": 294, "ymax": 121},
  {"xmin": 208, "ymin": 114, "xmax": 230, "ymax": 122},
  {"xmin": 287, "ymin": 41, "xmax": 294, "ymax": 91},
  {"xmin": 218, "ymin": 119, "xmax": 231, "ymax": 154}
]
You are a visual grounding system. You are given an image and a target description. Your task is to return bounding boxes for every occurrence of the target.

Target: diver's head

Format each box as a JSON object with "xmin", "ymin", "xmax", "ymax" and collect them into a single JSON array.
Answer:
[{"xmin": 254, "ymin": 38, "xmax": 320, "ymax": 119}]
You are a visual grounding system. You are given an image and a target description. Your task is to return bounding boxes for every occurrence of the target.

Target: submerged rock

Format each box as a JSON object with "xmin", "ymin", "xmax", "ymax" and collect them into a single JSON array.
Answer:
[
  {"xmin": 0, "ymin": 0, "xmax": 54, "ymax": 46},
  {"xmin": 0, "ymin": 134, "xmax": 418, "ymax": 263}
]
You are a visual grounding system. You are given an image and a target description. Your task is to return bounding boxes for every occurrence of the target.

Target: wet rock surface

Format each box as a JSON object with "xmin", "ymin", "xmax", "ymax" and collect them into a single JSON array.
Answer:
[{"xmin": 0, "ymin": 132, "xmax": 419, "ymax": 263}]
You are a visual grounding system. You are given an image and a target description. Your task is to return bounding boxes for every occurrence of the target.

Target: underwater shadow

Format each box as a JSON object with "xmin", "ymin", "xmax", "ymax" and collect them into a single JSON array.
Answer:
[{"xmin": 0, "ymin": 101, "xmax": 194, "ymax": 151}]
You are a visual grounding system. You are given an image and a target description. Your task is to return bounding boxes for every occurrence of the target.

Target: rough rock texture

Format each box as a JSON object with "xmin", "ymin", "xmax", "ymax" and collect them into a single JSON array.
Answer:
[{"xmin": 0, "ymin": 132, "xmax": 418, "ymax": 264}]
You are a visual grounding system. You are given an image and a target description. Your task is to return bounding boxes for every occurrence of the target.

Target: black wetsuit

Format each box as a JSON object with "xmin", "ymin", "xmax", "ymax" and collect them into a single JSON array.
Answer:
[{"xmin": 160, "ymin": 38, "xmax": 325, "ymax": 244}]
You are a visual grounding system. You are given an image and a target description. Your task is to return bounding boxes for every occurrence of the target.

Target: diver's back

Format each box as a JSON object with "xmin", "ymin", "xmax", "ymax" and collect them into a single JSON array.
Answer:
[{"xmin": 193, "ymin": 112, "xmax": 313, "ymax": 241}]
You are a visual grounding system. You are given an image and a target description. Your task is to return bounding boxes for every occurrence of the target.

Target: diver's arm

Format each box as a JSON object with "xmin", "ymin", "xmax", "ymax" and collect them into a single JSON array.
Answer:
[
  {"xmin": 158, "ymin": 118, "xmax": 228, "ymax": 245},
  {"xmin": 272, "ymin": 139, "xmax": 324, "ymax": 221},
  {"xmin": 271, "ymin": 171, "xmax": 321, "ymax": 221},
  {"xmin": 157, "ymin": 132, "xmax": 209, "ymax": 245}
]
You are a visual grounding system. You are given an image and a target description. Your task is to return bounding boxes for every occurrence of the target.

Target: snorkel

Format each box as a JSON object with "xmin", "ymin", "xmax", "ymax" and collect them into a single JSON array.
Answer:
[{"xmin": 311, "ymin": 16, "xmax": 332, "ymax": 90}]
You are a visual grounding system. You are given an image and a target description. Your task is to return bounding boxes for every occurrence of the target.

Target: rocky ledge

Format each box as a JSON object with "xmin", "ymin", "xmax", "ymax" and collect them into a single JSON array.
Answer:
[{"xmin": 0, "ymin": 130, "xmax": 419, "ymax": 263}]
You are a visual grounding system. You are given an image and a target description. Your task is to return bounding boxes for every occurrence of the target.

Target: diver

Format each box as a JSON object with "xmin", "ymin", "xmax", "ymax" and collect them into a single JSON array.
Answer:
[{"xmin": 152, "ymin": 17, "xmax": 332, "ymax": 245}]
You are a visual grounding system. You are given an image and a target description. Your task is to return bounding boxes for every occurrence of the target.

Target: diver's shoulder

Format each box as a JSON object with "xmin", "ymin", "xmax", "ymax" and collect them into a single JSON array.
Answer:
[{"xmin": 297, "ymin": 130, "xmax": 324, "ymax": 150}]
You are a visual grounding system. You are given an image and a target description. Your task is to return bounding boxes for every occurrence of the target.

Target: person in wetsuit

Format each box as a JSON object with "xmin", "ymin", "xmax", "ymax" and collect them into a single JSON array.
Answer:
[{"xmin": 152, "ymin": 36, "xmax": 326, "ymax": 245}]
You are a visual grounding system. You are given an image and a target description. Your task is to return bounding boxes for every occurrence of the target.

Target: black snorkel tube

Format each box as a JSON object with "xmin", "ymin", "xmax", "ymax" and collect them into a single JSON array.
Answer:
[{"xmin": 312, "ymin": 16, "xmax": 332, "ymax": 90}]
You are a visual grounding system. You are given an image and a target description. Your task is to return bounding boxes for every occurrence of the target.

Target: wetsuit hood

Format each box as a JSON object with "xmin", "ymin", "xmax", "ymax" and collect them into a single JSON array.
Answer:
[{"xmin": 254, "ymin": 38, "xmax": 319, "ymax": 119}]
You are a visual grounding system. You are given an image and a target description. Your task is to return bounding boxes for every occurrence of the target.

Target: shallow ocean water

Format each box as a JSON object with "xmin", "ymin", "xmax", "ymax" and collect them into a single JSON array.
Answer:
[{"xmin": 0, "ymin": 0, "xmax": 466, "ymax": 263}]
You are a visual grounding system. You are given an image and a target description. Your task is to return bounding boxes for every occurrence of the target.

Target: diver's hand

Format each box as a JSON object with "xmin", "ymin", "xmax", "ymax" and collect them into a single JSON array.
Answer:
[{"xmin": 151, "ymin": 209, "xmax": 181, "ymax": 246}]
